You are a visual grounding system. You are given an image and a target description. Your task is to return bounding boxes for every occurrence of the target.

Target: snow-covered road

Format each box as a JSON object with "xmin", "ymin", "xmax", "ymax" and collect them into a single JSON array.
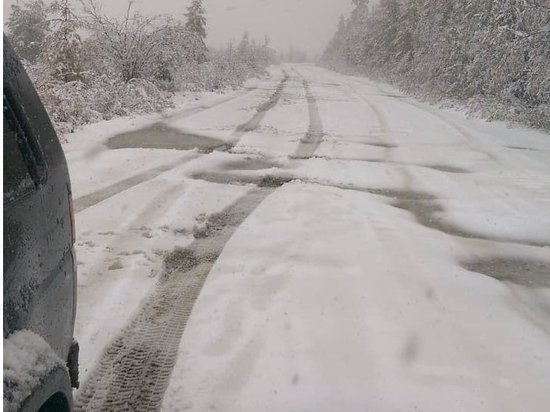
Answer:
[{"xmin": 67, "ymin": 64, "xmax": 550, "ymax": 411}]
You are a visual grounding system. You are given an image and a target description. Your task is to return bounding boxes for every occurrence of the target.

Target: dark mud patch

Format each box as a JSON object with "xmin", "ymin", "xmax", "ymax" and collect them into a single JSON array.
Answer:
[
  {"xmin": 258, "ymin": 175, "xmax": 294, "ymax": 188},
  {"xmin": 161, "ymin": 247, "xmax": 221, "ymax": 279},
  {"xmin": 108, "ymin": 260, "xmax": 124, "ymax": 271},
  {"xmin": 192, "ymin": 171, "xmax": 293, "ymax": 188},
  {"xmin": 294, "ymin": 182, "xmax": 520, "ymax": 244},
  {"xmin": 393, "ymin": 198, "xmax": 449, "ymax": 227},
  {"xmin": 506, "ymin": 146, "xmax": 541, "ymax": 152},
  {"xmin": 463, "ymin": 258, "xmax": 550, "ymax": 288},
  {"xmin": 220, "ymin": 158, "xmax": 280, "ymax": 171},
  {"xmin": 163, "ymin": 248, "xmax": 201, "ymax": 273},
  {"xmin": 303, "ymin": 180, "xmax": 437, "ymax": 201},
  {"xmin": 378, "ymin": 94, "xmax": 408, "ymax": 99},
  {"xmin": 371, "ymin": 189, "xmax": 436, "ymax": 201},
  {"xmin": 192, "ymin": 206, "xmax": 256, "ymax": 240},
  {"xmin": 107, "ymin": 123, "xmax": 229, "ymax": 153},
  {"xmin": 318, "ymin": 82, "xmax": 343, "ymax": 87},
  {"xmin": 393, "ymin": 197, "xmax": 497, "ymax": 239},
  {"xmin": 366, "ymin": 142, "xmax": 397, "ymax": 148},
  {"xmin": 340, "ymin": 157, "xmax": 386, "ymax": 164},
  {"xmin": 192, "ymin": 172, "xmax": 250, "ymax": 186},
  {"xmin": 192, "ymin": 212, "xmax": 229, "ymax": 240},
  {"xmin": 308, "ymin": 155, "xmax": 385, "ymax": 163},
  {"xmin": 426, "ymin": 165, "xmax": 470, "ymax": 174},
  {"xmin": 392, "ymin": 197, "xmax": 548, "ymax": 247}
]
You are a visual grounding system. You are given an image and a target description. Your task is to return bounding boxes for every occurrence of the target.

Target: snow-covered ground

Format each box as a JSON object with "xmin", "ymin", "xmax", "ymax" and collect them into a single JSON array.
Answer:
[
  {"xmin": 66, "ymin": 73, "xmax": 280, "ymax": 380},
  {"xmin": 67, "ymin": 64, "xmax": 550, "ymax": 411}
]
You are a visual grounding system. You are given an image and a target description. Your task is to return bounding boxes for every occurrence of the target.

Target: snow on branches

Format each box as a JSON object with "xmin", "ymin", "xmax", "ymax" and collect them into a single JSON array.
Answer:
[
  {"xmin": 5, "ymin": 0, "xmax": 276, "ymax": 136},
  {"xmin": 322, "ymin": 0, "xmax": 550, "ymax": 130}
]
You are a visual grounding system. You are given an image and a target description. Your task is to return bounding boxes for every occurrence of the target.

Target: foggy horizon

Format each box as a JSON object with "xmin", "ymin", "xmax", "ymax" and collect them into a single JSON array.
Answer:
[{"xmin": 3, "ymin": 0, "xmax": 354, "ymax": 54}]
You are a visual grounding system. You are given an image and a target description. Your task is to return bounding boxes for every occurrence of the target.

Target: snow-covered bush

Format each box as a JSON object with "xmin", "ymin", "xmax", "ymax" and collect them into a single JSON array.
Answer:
[
  {"xmin": 172, "ymin": 36, "xmax": 276, "ymax": 92},
  {"xmin": 25, "ymin": 62, "xmax": 172, "ymax": 135},
  {"xmin": 5, "ymin": 0, "xmax": 274, "ymax": 137},
  {"xmin": 42, "ymin": 0, "xmax": 84, "ymax": 82}
]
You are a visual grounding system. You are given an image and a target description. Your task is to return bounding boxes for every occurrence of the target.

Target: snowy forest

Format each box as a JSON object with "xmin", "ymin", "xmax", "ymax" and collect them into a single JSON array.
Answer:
[
  {"xmin": 322, "ymin": 0, "xmax": 550, "ymax": 130},
  {"xmin": 5, "ymin": 0, "xmax": 277, "ymax": 134}
]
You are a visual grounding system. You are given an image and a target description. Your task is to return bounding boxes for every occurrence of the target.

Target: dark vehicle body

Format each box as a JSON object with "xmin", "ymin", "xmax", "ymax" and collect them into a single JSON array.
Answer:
[{"xmin": 3, "ymin": 37, "xmax": 78, "ymax": 411}]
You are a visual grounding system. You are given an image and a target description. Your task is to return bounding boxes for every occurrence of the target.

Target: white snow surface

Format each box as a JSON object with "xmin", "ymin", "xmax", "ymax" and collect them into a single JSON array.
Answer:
[
  {"xmin": 3, "ymin": 330, "xmax": 66, "ymax": 412},
  {"xmin": 163, "ymin": 182, "xmax": 550, "ymax": 412},
  {"xmin": 66, "ymin": 64, "xmax": 550, "ymax": 410},
  {"xmin": 67, "ymin": 76, "xmax": 278, "ymax": 384}
]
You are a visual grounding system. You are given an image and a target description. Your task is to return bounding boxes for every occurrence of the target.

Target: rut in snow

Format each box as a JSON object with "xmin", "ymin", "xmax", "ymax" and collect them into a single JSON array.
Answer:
[
  {"xmin": 231, "ymin": 71, "xmax": 289, "ymax": 138},
  {"xmin": 78, "ymin": 73, "xmax": 290, "ymax": 213},
  {"xmin": 161, "ymin": 85, "xmax": 260, "ymax": 123},
  {"xmin": 74, "ymin": 154, "xmax": 199, "ymax": 213},
  {"xmin": 291, "ymin": 78, "xmax": 324, "ymax": 159},
  {"xmin": 106, "ymin": 72, "xmax": 288, "ymax": 153},
  {"xmin": 74, "ymin": 188, "xmax": 275, "ymax": 412}
]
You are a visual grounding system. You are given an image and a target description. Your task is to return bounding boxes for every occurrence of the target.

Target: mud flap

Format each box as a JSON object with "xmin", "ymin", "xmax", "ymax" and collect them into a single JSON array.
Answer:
[{"xmin": 68, "ymin": 340, "xmax": 79, "ymax": 389}]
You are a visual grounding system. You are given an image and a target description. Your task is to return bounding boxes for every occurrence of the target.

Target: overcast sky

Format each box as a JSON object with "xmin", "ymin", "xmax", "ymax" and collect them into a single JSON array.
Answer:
[{"xmin": 3, "ymin": 0, "xmax": 353, "ymax": 54}]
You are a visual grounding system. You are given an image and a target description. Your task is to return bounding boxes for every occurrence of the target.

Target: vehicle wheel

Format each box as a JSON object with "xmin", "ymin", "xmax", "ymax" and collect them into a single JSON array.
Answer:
[{"xmin": 39, "ymin": 392, "xmax": 70, "ymax": 412}]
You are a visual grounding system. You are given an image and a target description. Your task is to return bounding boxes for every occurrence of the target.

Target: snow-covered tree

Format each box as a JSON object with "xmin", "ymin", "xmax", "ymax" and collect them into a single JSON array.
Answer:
[
  {"xmin": 81, "ymin": 1, "xmax": 172, "ymax": 82},
  {"xmin": 185, "ymin": 0, "xmax": 207, "ymax": 40},
  {"xmin": 321, "ymin": 0, "xmax": 550, "ymax": 130},
  {"xmin": 43, "ymin": 0, "xmax": 83, "ymax": 82},
  {"xmin": 4, "ymin": 0, "xmax": 276, "ymax": 135},
  {"xmin": 5, "ymin": 0, "xmax": 50, "ymax": 63},
  {"xmin": 184, "ymin": 0, "xmax": 208, "ymax": 62},
  {"xmin": 153, "ymin": 19, "xmax": 209, "ymax": 89}
]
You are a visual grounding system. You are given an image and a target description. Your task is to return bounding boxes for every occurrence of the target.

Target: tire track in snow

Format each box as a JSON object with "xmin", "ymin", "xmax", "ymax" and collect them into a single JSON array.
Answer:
[
  {"xmin": 162, "ymin": 85, "xmax": 260, "ymax": 123},
  {"xmin": 345, "ymin": 74, "xmax": 503, "ymax": 164},
  {"xmin": 160, "ymin": 69, "xmax": 287, "ymax": 123},
  {"xmin": 230, "ymin": 71, "xmax": 290, "ymax": 139},
  {"xmin": 346, "ymin": 84, "xmax": 389, "ymax": 132},
  {"xmin": 344, "ymin": 82, "xmax": 401, "ymax": 162},
  {"xmin": 103, "ymin": 72, "xmax": 289, "ymax": 155},
  {"xmin": 75, "ymin": 74, "xmax": 290, "ymax": 213},
  {"xmin": 291, "ymin": 77, "xmax": 325, "ymax": 159},
  {"xmin": 290, "ymin": 68, "xmax": 549, "ymax": 247},
  {"xmin": 75, "ymin": 182, "xmax": 189, "ymax": 358},
  {"xmin": 74, "ymin": 188, "xmax": 275, "ymax": 412},
  {"xmin": 74, "ymin": 154, "xmax": 199, "ymax": 213},
  {"xmin": 341, "ymin": 77, "xmax": 550, "ymax": 247},
  {"xmin": 312, "ymin": 69, "xmax": 467, "ymax": 171},
  {"xmin": 90, "ymin": 182, "xmax": 189, "ymax": 269}
]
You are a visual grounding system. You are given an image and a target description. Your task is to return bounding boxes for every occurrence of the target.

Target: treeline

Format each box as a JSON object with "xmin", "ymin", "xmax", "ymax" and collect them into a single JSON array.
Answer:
[
  {"xmin": 322, "ymin": 0, "xmax": 550, "ymax": 130},
  {"xmin": 5, "ymin": 0, "xmax": 276, "ymax": 134}
]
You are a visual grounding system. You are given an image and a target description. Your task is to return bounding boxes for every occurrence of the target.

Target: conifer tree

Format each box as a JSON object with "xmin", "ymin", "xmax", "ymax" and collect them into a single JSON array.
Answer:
[
  {"xmin": 185, "ymin": 0, "xmax": 207, "ymax": 41},
  {"xmin": 43, "ymin": 0, "xmax": 83, "ymax": 82},
  {"xmin": 184, "ymin": 0, "xmax": 208, "ymax": 63}
]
